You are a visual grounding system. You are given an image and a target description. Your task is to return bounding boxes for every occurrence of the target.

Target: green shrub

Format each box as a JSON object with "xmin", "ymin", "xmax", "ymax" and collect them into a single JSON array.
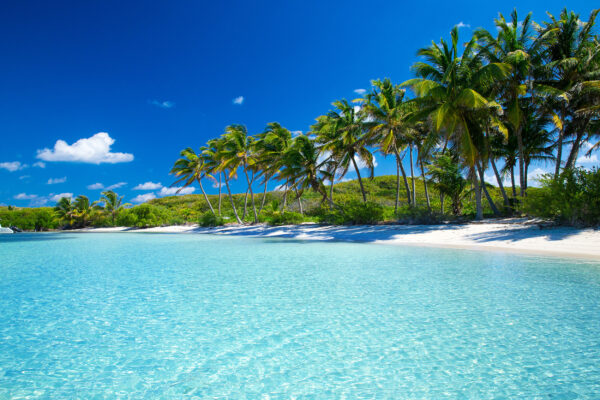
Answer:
[
  {"xmin": 127, "ymin": 204, "xmax": 170, "ymax": 228},
  {"xmin": 199, "ymin": 212, "xmax": 225, "ymax": 227},
  {"xmin": 524, "ymin": 167, "xmax": 600, "ymax": 226},
  {"xmin": 341, "ymin": 201, "xmax": 384, "ymax": 224},
  {"xmin": 267, "ymin": 211, "xmax": 305, "ymax": 225}
]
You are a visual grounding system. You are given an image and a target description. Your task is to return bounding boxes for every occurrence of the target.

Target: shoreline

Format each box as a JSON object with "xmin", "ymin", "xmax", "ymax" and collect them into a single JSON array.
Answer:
[{"xmin": 62, "ymin": 220, "xmax": 600, "ymax": 261}]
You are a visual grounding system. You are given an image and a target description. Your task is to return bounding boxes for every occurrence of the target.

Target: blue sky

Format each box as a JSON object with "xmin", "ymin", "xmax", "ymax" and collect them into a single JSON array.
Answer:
[{"xmin": 1, "ymin": 0, "xmax": 597, "ymax": 206}]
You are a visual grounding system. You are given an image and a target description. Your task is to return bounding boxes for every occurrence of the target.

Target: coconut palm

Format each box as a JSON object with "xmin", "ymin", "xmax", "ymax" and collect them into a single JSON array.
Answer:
[
  {"xmin": 54, "ymin": 196, "xmax": 75, "ymax": 227},
  {"xmin": 170, "ymin": 147, "xmax": 216, "ymax": 216},
  {"xmin": 99, "ymin": 190, "xmax": 130, "ymax": 226},
  {"xmin": 313, "ymin": 99, "xmax": 374, "ymax": 203},
  {"xmin": 73, "ymin": 195, "xmax": 97, "ymax": 227},
  {"xmin": 220, "ymin": 125, "xmax": 258, "ymax": 223},
  {"xmin": 362, "ymin": 78, "xmax": 414, "ymax": 211},
  {"xmin": 402, "ymin": 27, "xmax": 510, "ymax": 219}
]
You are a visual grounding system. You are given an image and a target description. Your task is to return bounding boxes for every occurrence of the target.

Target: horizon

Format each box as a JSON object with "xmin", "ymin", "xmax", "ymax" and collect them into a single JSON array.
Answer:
[{"xmin": 1, "ymin": 0, "xmax": 598, "ymax": 207}]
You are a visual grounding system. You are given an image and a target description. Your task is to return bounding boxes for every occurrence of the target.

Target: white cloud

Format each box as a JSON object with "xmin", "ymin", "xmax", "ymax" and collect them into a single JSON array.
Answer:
[
  {"xmin": 19, "ymin": 175, "xmax": 31, "ymax": 180},
  {"xmin": 36, "ymin": 132, "xmax": 134, "ymax": 164},
  {"xmin": 456, "ymin": 22, "xmax": 471, "ymax": 29},
  {"xmin": 354, "ymin": 88, "xmax": 367, "ymax": 95},
  {"xmin": 33, "ymin": 161, "xmax": 46, "ymax": 168},
  {"xmin": 158, "ymin": 186, "xmax": 195, "ymax": 196},
  {"xmin": 47, "ymin": 177, "xmax": 67, "ymax": 184},
  {"xmin": 131, "ymin": 193, "xmax": 157, "ymax": 203},
  {"xmin": 211, "ymin": 181, "xmax": 225, "ymax": 189},
  {"xmin": 133, "ymin": 181, "xmax": 162, "ymax": 190},
  {"xmin": 14, "ymin": 193, "xmax": 38, "ymax": 200},
  {"xmin": 232, "ymin": 96, "xmax": 244, "ymax": 105},
  {"xmin": 0, "ymin": 161, "xmax": 27, "ymax": 172},
  {"xmin": 106, "ymin": 182, "xmax": 127, "ymax": 190},
  {"xmin": 87, "ymin": 183, "xmax": 104, "ymax": 190},
  {"xmin": 291, "ymin": 130, "xmax": 303, "ymax": 137},
  {"xmin": 50, "ymin": 193, "xmax": 73, "ymax": 202},
  {"xmin": 354, "ymin": 154, "xmax": 378, "ymax": 170},
  {"xmin": 150, "ymin": 100, "xmax": 175, "ymax": 109}
]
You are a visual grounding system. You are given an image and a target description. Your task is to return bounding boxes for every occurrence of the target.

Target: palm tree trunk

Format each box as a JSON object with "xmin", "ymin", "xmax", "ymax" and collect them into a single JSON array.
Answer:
[
  {"xmin": 218, "ymin": 173, "xmax": 222, "ymax": 216},
  {"xmin": 419, "ymin": 158, "xmax": 430, "ymax": 210},
  {"xmin": 196, "ymin": 178, "xmax": 216, "ymax": 216},
  {"xmin": 409, "ymin": 145, "xmax": 416, "ymax": 206},
  {"xmin": 242, "ymin": 187, "xmax": 249, "ymax": 220},
  {"xmin": 329, "ymin": 167, "xmax": 337, "ymax": 207},
  {"xmin": 351, "ymin": 156, "xmax": 367, "ymax": 202},
  {"xmin": 472, "ymin": 169, "xmax": 483, "ymax": 220},
  {"xmin": 554, "ymin": 110, "xmax": 565, "ymax": 178},
  {"xmin": 440, "ymin": 194, "xmax": 444, "ymax": 214},
  {"xmin": 516, "ymin": 126, "xmax": 526, "ymax": 197},
  {"xmin": 394, "ymin": 148, "xmax": 411, "ymax": 206},
  {"xmin": 223, "ymin": 173, "xmax": 242, "ymax": 224},
  {"xmin": 395, "ymin": 157, "xmax": 400, "ymax": 213},
  {"xmin": 295, "ymin": 188, "xmax": 303, "ymax": 214},
  {"xmin": 490, "ymin": 158, "xmax": 509, "ymax": 207},
  {"xmin": 565, "ymin": 129, "xmax": 587, "ymax": 170},
  {"xmin": 477, "ymin": 162, "xmax": 500, "ymax": 216},
  {"xmin": 510, "ymin": 165, "xmax": 517, "ymax": 198},
  {"xmin": 244, "ymin": 168, "xmax": 258, "ymax": 223},
  {"xmin": 259, "ymin": 177, "xmax": 269, "ymax": 215},
  {"xmin": 282, "ymin": 183, "xmax": 288, "ymax": 210}
]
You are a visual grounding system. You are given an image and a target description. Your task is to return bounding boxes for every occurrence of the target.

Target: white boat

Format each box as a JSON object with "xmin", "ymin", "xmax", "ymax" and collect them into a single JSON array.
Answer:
[{"xmin": 0, "ymin": 224, "xmax": 14, "ymax": 234}]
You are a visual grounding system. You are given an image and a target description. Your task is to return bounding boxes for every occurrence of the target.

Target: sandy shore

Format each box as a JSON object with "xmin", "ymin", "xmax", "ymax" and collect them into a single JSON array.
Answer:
[{"xmin": 71, "ymin": 219, "xmax": 600, "ymax": 260}]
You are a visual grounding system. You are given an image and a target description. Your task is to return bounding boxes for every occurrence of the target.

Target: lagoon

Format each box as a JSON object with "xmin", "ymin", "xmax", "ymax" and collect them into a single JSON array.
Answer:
[{"xmin": 1, "ymin": 233, "xmax": 599, "ymax": 398}]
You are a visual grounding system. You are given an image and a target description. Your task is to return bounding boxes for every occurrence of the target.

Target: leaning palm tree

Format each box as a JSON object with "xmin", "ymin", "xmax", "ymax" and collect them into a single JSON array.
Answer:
[
  {"xmin": 402, "ymin": 27, "xmax": 510, "ymax": 219},
  {"xmin": 220, "ymin": 124, "xmax": 259, "ymax": 223},
  {"xmin": 170, "ymin": 147, "xmax": 216, "ymax": 216},
  {"xmin": 54, "ymin": 196, "xmax": 75, "ymax": 227},
  {"xmin": 73, "ymin": 195, "xmax": 97, "ymax": 227},
  {"xmin": 204, "ymin": 137, "xmax": 243, "ymax": 224},
  {"xmin": 313, "ymin": 99, "xmax": 374, "ymax": 203},
  {"xmin": 99, "ymin": 190, "xmax": 130, "ymax": 226},
  {"xmin": 362, "ymin": 78, "xmax": 414, "ymax": 211}
]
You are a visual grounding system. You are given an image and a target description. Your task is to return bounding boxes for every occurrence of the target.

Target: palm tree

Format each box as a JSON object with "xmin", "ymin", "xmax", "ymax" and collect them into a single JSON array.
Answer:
[
  {"xmin": 278, "ymin": 134, "xmax": 330, "ymax": 206},
  {"xmin": 536, "ymin": 8, "xmax": 600, "ymax": 175},
  {"xmin": 362, "ymin": 78, "xmax": 414, "ymax": 211},
  {"xmin": 99, "ymin": 190, "xmax": 130, "ymax": 226},
  {"xmin": 73, "ymin": 195, "xmax": 96, "ymax": 227},
  {"xmin": 313, "ymin": 99, "xmax": 374, "ymax": 203},
  {"xmin": 427, "ymin": 151, "xmax": 468, "ymax": 215},
  {"xmin": 204, "ymin": 137, "xmax": 243, "ymax": 224},
  {"xmin": 54, "ymin": 196, "xmax": 75, "ymax": 227},
  {"xmin": 170, "ymin": 147, "xmax": 216, "ymax": 216},
  {"xmin": 402, "ymin": 27, "xmax": 510, "ymax": 219},
  {"xmin": 220, "ymin": 125, "xmax": 258, "ymax": 223},
  {"xmin": 254, "ymin": 122, "xmax": 293, "ymax": 213}
]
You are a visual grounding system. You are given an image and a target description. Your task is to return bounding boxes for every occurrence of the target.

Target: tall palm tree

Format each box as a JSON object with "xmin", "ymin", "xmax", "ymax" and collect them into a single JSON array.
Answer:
[
  {"xmin": 278, "ymin": 134, "xmax": 330, "ymax": 206},
  {"xmin": 99, "ymin": 190, "xmax": 130, "ymax": 226},
  {"xmin": 362, "ymin": 78, "xmax": 414, "ymax": 211},
  {"xmin": 402, "ymin": 27, "xmax": 510, "ymax": 219},
  {"xmin": 204, "ymin": 137, "xmax": 243, "ymax": 224},
  {"xmin": 220, "ymin": 125, "xmax": 258, "ymax": 223},
  {"xmin": 170, "ymin": 147, "xmax": 216, "ymax": 216},
  {"xmin": 254, "ymin": 122, "xmax": 293, "ymax": 213},
  {"xmin": 536, "ymin": 8, "xmax": 600, "ymax": 175},
  {"xmin": 313, "ymin": 99, "xmax": 374, "ymax": 202},
  {"xmin": 73, "ymin": 195, "xmax": 96, "ymax": 227},
  {"xmin": 54, "ymin": 196, "xmax": 75, "ymax": 227}
]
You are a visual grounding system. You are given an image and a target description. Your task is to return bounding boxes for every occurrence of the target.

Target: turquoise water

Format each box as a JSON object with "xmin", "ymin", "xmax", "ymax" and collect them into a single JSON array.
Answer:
[{"xmin": 1, "ymin": 233, "xmax": 599, "ymax": 399}]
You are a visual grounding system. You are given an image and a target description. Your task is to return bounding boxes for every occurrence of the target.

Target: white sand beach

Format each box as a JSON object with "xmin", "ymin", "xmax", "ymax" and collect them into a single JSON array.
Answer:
[{"xmin": 73, "ymin": 219, "xmax": 600, "ymax": 260}]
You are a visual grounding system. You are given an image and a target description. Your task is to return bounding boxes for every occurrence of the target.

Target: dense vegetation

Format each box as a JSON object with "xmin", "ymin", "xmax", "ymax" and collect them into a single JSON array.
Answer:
[{"xmin": 2, "ymin": 8, "xmax": 599, "ymax": 230}]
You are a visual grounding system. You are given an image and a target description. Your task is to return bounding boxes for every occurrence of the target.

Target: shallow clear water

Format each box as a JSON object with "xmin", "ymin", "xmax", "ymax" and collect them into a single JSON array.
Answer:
[{"xmin": 1, "ymin": 233, "xmax": 599, "ymax": 399}]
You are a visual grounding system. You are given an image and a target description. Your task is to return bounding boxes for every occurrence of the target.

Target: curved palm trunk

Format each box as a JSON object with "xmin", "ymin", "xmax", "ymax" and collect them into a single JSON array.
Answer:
[
  {"xmin": 329, "ymin": 166, "xmax": 337, "ymax": 207},
  {"xmin": 409, "ymin": 145, "xmax": 416, "ymax": 206},
  {"xmin": 351, "ymin": 156, "xmax": 367, "ymax": 203},
  {"xmin": 510, "ymin": 165, "xmax": 517, "ymax": 199},
  {"xmin": 223, "ymin": 173, "xmax": 242, "ymax": 224},
  {"xmin": 516, "ymin": 126, "xmax": 526, "ymax": 197},
  {"xmin": 258, "ymin": 177, "xmax": 269, "ymax": 215},
  {"xmin": 554, "ymin": 110, "xmax": 566, "ymax": 179},
  {"xmin": 476, "ymin": 162, "xmax": 500, "ymax": 216},
  {"xmin": 282, "ymin": 183, "xmax": 288, "ymax": 210},
  {"xmin": 395, "ymin": 157, "xmax": 401, "ymax": 213},
  {"xmin": 490, "ymin": 158, "xmax": 509, "ymax": 207},
  {"xmin": 440, "ymin": 194, "xmax": 445, "ymax": 214},
  {"xmin": 243, "ymin": 168, "xmax": 258, "ymax": 223},
  {"xmin": 218, "ymin": 173, "xmax": 222, "ymax": 216},
  {"xmin": 294, "ymin": 188, "xmax": 303, "ymax": 214},
  {"xmin": 419, "ymin": 159, "xmax": 431, "ymax": 210},
  {"xmin": 472, "ymin": 169, "xmax": 483, "ymax": 220},
  {"xmin": 196, "ymin": 178, "xmax": 216, "ymax": 216},
  {"xmin": 394, "ymin": 147, "xmax": 412, "ymax": 209}
]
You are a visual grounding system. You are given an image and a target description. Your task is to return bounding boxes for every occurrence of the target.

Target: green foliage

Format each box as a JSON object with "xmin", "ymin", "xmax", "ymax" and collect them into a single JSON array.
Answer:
[
  {"xmin": 128, "ymin": 204, "xmax": 171, "ymax": 228},
  {"xmin": 266, "ymin": 211, "xmax": 305, "ymax": 225},
  {"xmin": 199, "ymin": 212, "xmax": 225, "ymax": 227},
  {"xmin": 524, "ymin": 168, "xmax": 600, "ymax": 226},
  {"xmin": 0, "ymin": 207, "xmax": 58, "ymax": 231},
  {"xmin": 314, "ymin": 201, "xmax": 384, "ymax": 225}
]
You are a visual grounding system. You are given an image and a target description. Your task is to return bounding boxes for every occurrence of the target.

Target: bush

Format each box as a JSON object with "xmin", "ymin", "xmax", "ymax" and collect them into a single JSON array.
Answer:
[
  {"xmin": 199, "ymin": 212, "xmax": 225, "ymax": 227},
  {"xmin": 524, "ymin": 167, "xmax": 600, "ymax": 226},
  {"xmin": 395, "ymin": 205, "xmax": 449, "ymax": 224},
  {"xmin": 267, "ymin": 211, "xmax": 305, "ymax": 225},
  {"xmin": 315, "ymin": 201, "xmax": 384, "ymax": 225},
  {"xmin": 128, "ymin": 204, "xmax": 170, "ymax": 228}
]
